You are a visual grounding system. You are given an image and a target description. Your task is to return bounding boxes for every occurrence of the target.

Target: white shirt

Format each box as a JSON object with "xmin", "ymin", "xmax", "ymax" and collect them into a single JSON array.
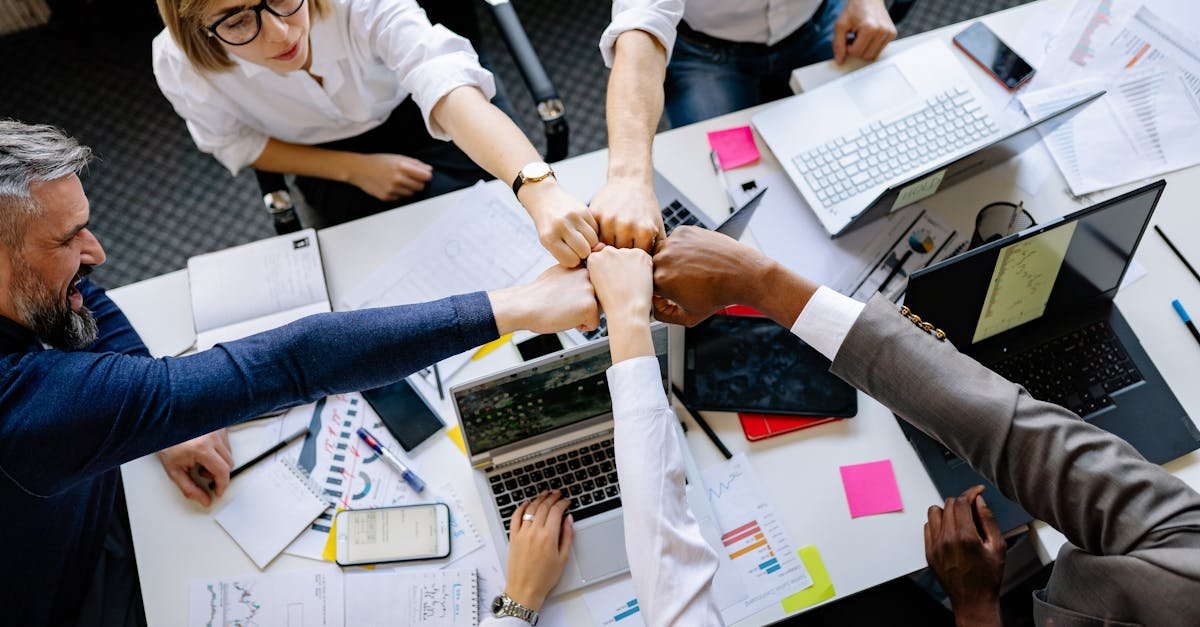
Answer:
[
  {"xmin": 600, "ymin": 0, "xmax": 825, "ymax": 66},
  {"xmin": 152, "ymin": 0, "xmax": 495, "ymax": 175},
  {"xmin": 481, "ymin": 287, "xmax": 864, "ymax": 626}
]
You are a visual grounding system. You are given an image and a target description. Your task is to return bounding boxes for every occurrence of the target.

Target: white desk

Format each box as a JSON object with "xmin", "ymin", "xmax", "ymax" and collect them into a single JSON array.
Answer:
[{"xmin": 116, "ymin": 0, "xmax": 1200, "ymax": 624}]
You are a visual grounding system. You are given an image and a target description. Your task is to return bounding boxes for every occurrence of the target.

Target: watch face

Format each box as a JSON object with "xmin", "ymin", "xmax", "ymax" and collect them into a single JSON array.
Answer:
[
  {"xmin": 523, "ymin": 162, "xmax": 552, "ymax": 179},
  {"xmin": 491, "ymin": 596, "xmax": 505, "ymax": 615}
]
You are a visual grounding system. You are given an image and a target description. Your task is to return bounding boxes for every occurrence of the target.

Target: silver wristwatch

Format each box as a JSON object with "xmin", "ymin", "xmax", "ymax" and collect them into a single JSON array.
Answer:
[{"xmin": 491, "ymin": 594, "xmax": 540, "ymax": 625}]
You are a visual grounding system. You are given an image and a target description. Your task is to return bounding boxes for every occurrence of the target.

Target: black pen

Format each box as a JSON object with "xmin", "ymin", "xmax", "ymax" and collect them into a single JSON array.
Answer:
[
  {"xmin": 877, "ymin": 250, "xmax": 914, "ymax": 294},
  {"xmin": 432, "ymin": 363, "xmax": 444, "ymax": 400},
  {"xmin": 671, "ymin": 384, "xmax": 733, "ymax": 460},
  {"xmin": 230, "ymin": 424, "xmax": 309, "ymax": 479},
  {"xmin": 1155, "ymin": 225, "xmax": 1200, "ymax": 285}
]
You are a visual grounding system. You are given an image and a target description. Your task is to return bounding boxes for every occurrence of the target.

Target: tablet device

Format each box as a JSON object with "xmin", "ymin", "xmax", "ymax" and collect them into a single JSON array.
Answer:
[{"xmin": 684, "ymin": 315, "xmax": 857, "ymax": 416}]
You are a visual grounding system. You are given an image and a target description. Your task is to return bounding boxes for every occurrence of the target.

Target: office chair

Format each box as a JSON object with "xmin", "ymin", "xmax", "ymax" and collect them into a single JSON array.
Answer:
[
  {"xmin": 256, "ymin": 0, "xmax": 566, "ymax": 235},
  {"xmin": 888, "ymin": 0, "xmax": 918, "ymax": 25}
]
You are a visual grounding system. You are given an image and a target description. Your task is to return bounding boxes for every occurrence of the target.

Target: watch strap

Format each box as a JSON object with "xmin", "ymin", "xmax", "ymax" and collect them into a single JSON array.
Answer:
[
  {"xmin": 511, "ymin": 162, "xmax": 555, "ymax": 197},
  {"xmin": 492, "ymin": 594, "xmax": 540, "ymax": 625}
]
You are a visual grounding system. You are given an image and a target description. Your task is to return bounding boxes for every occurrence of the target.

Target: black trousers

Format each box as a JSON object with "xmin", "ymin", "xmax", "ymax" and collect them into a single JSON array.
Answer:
[
  {"xmin": 294, "ymin": 97, "xmax": 491, "ymax": 227},
  {"xmin": 76, "ymin": 477, "xmax": 147, "ymax": 627}
]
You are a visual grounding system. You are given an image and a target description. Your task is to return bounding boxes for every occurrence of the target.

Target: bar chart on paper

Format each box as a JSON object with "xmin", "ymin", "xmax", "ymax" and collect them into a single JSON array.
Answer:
[
  {"xmin": 703, "ymin": 453, "xmax": 813, "ymax": 622},
  {"xmin": 583, "ymin": 577, "xmax": 645, "ymax": 627}
]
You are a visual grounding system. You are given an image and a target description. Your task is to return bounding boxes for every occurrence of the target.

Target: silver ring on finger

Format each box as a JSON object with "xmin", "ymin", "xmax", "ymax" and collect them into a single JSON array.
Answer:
[{"xmin": 522, "ymin": 513, "xmax": 535, "ymax": 522}]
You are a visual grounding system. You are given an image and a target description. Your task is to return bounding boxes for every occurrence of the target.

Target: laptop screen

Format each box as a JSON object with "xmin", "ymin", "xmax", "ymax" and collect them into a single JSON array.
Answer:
[
  {"xmin": 456, "ymin": 326, "xmax": 669, "ymax": 455},
  {"xmin": 905, "ymin": 181, "xmax": 1164, "ymax": 349}
]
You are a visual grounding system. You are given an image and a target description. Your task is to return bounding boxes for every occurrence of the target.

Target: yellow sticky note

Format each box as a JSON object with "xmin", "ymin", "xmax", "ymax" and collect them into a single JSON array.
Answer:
[
  {"xmin": 321, "ymin": 509, "xmax": 343, "ymax": 562},
  {"xmin": 780, "ymin": 545, "xmax": 836, "ymax": 613},
  {"xmin": 472, "ymin": 334, "xmax": 513, "ymax": 360},
  {"xmin": 447, "ymin": 425, "xmax": 467, "ymax": 456}
]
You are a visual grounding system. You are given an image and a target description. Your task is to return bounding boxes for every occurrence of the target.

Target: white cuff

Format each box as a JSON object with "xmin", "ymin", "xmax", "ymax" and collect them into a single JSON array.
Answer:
[
  {"xmin": 606, "ymin": 355, "xmax": 669, "ymax": 419},
  {"xmin": 789, "ymin": 286, "xmax": 866, "ymax": 361},
  {"xmin": 599, "ymin": 9, "xmax": 680, "ymax": 67}
]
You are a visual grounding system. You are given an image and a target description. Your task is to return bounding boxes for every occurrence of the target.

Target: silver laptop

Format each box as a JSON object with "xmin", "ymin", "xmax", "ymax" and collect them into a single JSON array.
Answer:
[
  {"xmin": 455, "ymin": 324, "xmax": 703, "ymax": 594},
  {"xmin": 753, "ymin": 41, "xmax": 1006, "ymax": 236}
]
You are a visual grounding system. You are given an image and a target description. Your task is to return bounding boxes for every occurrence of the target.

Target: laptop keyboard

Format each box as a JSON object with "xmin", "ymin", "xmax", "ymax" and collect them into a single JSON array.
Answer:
[
  {"xmin": 581, "ymin": 200, "xmax": 703, "ymax": 341},
  {"xmin": 488, "ymin": 437, "xmax": 621, "ymax": 538},
  {"xmin": 791, "ymin": 87, "xmax": 999, "ymax": 211}
]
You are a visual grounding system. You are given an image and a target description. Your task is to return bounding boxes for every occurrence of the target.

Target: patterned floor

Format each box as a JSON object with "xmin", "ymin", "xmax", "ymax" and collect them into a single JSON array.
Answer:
[{"xmin": 0, "ymin": 0, "xmax": 1031, "ymax": 288}]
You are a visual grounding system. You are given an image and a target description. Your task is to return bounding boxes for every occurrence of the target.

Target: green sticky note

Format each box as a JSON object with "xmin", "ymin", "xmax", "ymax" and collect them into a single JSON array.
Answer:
[{"xmin": 780, "ymin": 545, "xmax": 836, "ymax": 613}]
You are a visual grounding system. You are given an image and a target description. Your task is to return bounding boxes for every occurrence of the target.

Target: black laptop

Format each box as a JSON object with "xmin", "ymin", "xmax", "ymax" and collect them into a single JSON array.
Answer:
[{"xmin": 902, "ymin": 180, "xmax": 1200, "ymax": 531}]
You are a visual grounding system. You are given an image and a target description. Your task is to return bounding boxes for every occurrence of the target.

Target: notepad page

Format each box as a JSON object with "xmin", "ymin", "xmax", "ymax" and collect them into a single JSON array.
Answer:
[
  {"xmin": 345, "ymin": 568, "xmax": 478, "ymax": 627},
  {"xmin": 214, "ymin": 458, "xmax": 329, "ymax": 569}
]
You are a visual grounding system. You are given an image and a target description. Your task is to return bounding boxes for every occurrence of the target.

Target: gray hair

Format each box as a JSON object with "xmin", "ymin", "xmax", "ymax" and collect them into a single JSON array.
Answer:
[{"xmin": 0, "ymin": 120, "xmax": 93, "ymax": 249}]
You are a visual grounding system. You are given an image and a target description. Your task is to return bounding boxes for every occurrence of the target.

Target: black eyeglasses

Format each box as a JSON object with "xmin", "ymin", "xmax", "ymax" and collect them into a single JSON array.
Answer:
[{"xmin": 206, "ymin": 0, "xmax": 306, "ymax": 46}]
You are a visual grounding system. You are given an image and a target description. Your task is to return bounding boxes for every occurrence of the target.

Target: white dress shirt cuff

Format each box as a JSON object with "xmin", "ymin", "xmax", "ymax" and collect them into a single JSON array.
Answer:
[
  {"xmin": 404, "ymin": 45, "xmax": 497, "ymax": 140},
  {"xmin": 789, "ymin": 286, "xmax": 866, "ymax": 361},
  {"xmin": 599, "ymin": 9, "xmax": 680, "ymax": 68},
  {"xmin": 606, "ymin": 355, "xmax": 669, "ymax": 418}
]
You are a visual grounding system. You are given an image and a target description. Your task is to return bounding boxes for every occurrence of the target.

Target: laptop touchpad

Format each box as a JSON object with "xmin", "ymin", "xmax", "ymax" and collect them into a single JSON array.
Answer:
[
  {"xmin": 572, "ymin": 518, "xmax": 629, "ymax": 581},
  {"xmin": 844, "ymin": 64, "xmax": 918, "ymax": 118}
]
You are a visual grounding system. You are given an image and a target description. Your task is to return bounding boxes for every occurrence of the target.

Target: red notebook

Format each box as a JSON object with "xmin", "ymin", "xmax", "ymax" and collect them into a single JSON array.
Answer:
[{"xmin": 739, "ymin": 413, "xmax": 842, "ymax": 441}]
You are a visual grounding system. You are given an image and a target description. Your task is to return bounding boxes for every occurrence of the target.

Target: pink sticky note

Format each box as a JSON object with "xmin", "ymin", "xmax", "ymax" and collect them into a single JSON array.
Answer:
[
  {"xmin": 707, "ymin": 126, "xmax": 760, "ymax": 170},
  {"xmin": 839, "ymin": 459, "xmax": 904, "ymax": 518}
]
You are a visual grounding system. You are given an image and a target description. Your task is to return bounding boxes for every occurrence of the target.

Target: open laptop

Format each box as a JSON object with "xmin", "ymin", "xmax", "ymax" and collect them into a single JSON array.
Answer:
[
  {"xmin": 901, "ymin": 181, "xmax": 1200, "ymax": 531},
  {"xmin": 752, "ymin": 40, "xmax": 1102, "ymax": 237},
  {"xmin": 455, "ymin": 324, "xmax": 706, "ymax": 594}
]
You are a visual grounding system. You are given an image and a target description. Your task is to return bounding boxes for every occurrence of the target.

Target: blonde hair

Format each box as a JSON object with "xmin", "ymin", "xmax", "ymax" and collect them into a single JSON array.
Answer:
[{"xmin": 156, "ymin": 0, "xmax": 330, "ymax": 73}]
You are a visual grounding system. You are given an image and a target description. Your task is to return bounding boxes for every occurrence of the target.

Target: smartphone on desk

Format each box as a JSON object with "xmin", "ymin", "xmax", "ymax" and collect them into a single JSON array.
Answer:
[
  {"xmin": 361, "ymin": 378, "xmax": 445, "ymax": 452},
  {"xmin": 953, "ymin": 22, "xmax": 1035, "ymax": 91},
  {"xmin": 334, "ymin": 503, "xmax": 451, "ymax": 566}
]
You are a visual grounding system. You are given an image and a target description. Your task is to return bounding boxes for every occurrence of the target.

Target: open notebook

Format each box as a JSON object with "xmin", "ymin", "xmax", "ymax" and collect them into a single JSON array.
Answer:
[
  {"xmin": 188, "ymin": 228, "xmax": 330, "ymax": 351},
  {"xmin": 214, "ymin": 457, "xmax": 329, "ymax": 569}
]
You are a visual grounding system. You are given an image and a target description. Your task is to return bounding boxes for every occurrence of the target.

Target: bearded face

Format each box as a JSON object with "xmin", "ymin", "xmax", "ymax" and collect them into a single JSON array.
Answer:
[{"xmin": 9, "ymin": 253, "xmax": 97, "ymax": 350}]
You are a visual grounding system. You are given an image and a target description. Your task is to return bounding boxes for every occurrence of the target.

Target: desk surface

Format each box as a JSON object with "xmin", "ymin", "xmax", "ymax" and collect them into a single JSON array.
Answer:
[{"xmin": 115, "ymin": 0, "xmax": 1200, "ymax": 624}]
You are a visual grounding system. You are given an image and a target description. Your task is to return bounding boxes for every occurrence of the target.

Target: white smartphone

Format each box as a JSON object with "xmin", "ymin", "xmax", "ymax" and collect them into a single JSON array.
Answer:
[{"xmin": 334, "ymin": 503, "xmax": 451, "ymax": 566}]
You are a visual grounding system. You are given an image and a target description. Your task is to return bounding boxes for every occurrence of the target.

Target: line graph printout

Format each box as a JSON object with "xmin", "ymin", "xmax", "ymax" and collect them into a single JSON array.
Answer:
[
  {"xmin": 973, "ymin": 222, "xmax": 1077, "ymax": 344},
  {"xmin": 189, "ymin": 566, "xmax": 344, "ymax": 627},
  {"xmin": 702, "ymin": 453, "xmax": 812, "ymax": 623}
]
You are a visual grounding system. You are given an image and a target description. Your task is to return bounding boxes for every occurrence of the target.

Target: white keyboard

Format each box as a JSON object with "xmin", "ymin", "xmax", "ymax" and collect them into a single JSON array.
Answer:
[{"xmin": 792, "ymin": 87, "xmax": 999, "ymax": 210}]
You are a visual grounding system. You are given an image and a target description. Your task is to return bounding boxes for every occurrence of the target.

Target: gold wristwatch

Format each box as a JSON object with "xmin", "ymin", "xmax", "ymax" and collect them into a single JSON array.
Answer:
[{"xmin": 511, "ymin": 161, "xmax": 555, "ymax": 197}]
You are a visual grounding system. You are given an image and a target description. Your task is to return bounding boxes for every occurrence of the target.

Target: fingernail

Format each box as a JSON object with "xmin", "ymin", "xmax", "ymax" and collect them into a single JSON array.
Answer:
[{"xmin": 978, "ymin": 496, "xmax": 987, "ymax": 507}]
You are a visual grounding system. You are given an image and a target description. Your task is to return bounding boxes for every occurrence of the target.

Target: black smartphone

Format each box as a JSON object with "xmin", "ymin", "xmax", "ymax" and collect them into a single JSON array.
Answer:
[
  {"xmin": 516, "ymin": 333, "xmax": 564, "ymax": 361},
  {"xmin": 953, "ymin": 22, "xmax": 1035, "ymax": 91},
  {"xmin": 360, "ymin": 379, "xmax": 445, "ymax": 452}
]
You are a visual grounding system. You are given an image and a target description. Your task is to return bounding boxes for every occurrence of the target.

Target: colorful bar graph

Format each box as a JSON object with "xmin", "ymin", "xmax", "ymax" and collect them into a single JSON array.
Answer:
[{"xmin": 614, "ymin": 599, "xmax": 640, "ymax": 621}]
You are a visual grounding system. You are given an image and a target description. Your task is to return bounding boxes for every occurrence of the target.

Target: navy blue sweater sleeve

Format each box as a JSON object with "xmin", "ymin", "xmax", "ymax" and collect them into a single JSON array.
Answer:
[
  {"xmin": 81, "ymin": 279, "xmax": 151, "ymax": 357},
  {"xmin": 0, "ymin": 290, "xmax": 498, "ymax": 497}
]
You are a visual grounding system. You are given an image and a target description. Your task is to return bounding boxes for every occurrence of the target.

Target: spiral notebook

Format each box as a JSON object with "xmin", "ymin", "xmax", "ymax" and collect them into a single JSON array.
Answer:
[
  {"xmin": 346, "ymin": 568, "xmax": 478, "ymax": 626},
  {"xmin": 214, "ymin": 457, "xmax": 329, "ymax": 569}
]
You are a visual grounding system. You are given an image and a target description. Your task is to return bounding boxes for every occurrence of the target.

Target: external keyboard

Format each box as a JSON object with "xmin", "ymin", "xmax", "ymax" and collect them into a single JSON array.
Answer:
[
  {"xmin": 792, "ymin": 87, "xmax": 999, "ymax": 210},
  {"xmin": 488, "ymin": 437, "xmax": 621, "ymax": 537}
]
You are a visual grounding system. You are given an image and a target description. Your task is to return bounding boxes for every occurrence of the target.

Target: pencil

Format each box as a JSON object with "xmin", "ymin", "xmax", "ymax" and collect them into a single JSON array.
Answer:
[
  {"xmin": 671, "ymin": 384, "xmax": 733, "ymax": 460},
  {"xmin": 1155, "ymin": 226, "xmax": 1200, "ymax": 285},
  {"xmin": 230, "ymin": 424, "xmax": 308, "ymax": 479}
]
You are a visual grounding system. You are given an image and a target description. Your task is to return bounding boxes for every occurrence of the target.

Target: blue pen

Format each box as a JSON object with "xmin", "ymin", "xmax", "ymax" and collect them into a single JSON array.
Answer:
[
  {"xmin": 357, "ymin": 427, "xmax": 426, "ymax": 493},
  {"xmin": 1171, "ymin": 300, "xmax": 1200, "ymax": 348}
]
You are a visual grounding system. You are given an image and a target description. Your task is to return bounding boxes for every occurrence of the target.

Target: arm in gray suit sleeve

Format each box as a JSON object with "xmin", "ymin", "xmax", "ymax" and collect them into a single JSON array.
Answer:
[{"xmin": 830, "ymin": 295, "xmax": 1200, "ymax": 567}]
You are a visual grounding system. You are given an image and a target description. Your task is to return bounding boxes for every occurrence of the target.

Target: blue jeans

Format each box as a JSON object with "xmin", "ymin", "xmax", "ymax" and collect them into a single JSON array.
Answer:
[{"xmin": 664, "ymin": 0, "xmax": 845, "ymax": 127}]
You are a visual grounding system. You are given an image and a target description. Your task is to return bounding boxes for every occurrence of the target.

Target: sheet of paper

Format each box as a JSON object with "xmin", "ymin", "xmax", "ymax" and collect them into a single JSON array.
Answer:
[
  {"xmin": 195, "ymin": 301, "xmax": 330, "ymax": 351},
  {"xmin": 438, "ymin": 482, "xmax": 485, "ymax": 566},
  {"xmin": 189, "ymin": 229, "xmax": 327, "ymax": 334},
  {"xmin": 189, "ymin": 565, "xmax": 343, "ymax": 627},
  {"xmin": 442, "ymin": 539, "xmax": 506, "ymax": 622},
  {"xmin": 708, "ymin": 126, "xmax": 761, "ymax": 170},
  {"xmin": 345, "ymin": 568, "xmax": 478, "ymax": 627},
  {"xmin": 838, "ymin": 459, "xmax": 904, "ymax": 518},
  {"xmin": 582, "ymin": 576, "xmax": 645, "ymax": 626},
  {"xmin": 973, "ymin": 222, "xmax": 1078, "ymax": 343},
  {"xmin": 703, "ymin": 453, "xmax": 813, "ymax": 623},
  {"xmin": 745, "ymin": 172, "xmax": 928, "ymax": 295},
  {"xmin": 780, "ymin": 546, "xmax": 837, "ymax": 613},
  {"xmin": 849, "ymin": 209, "xmax": 957, "ymax": 302},
  {"xmin": 213, "ymin": 457, "xmax": 329, "ymax": 569}
]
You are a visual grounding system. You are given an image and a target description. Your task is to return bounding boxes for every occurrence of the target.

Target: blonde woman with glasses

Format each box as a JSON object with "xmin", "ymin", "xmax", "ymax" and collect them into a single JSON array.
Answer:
[{"xmin": 153, "ymin": 0, "xmax": 598, "ymax": 267}]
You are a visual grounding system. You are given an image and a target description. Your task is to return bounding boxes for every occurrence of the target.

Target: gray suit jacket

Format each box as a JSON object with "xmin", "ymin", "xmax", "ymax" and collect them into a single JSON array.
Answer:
[{"xmin": 831, "ymin": 296, "xmax": 1200, "ymax": 626}]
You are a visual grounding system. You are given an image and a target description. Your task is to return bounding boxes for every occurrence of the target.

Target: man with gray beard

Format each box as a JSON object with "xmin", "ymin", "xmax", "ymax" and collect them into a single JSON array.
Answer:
[{"xmin": 0, "ymin": 120, "xmax": 601, "ymax": 627}]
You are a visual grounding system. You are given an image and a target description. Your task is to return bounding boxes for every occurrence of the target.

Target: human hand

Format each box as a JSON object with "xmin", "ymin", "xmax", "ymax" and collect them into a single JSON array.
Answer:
[
  {"xmin": 157, "ymin": 429, "xmax": 233, "ymax": 507},
  {"xmin": 490, "ymin": 264, "xmax": 600, "ymax": 335},
  {"xmin": 504, "ymin": 490, "xmax": 574, "ymax": 611},
  {"xmin": 588, "ymin": 246, "xmax": 655, "ymax": 362},
  {"xmin": 650, "ymin": 226, "xmax": 778, "ymax": 326},
  {"xmin": 520, "ymin": 181, "xmax": 601, "ymax": 267},
  {"xmin": 833, "ymin": 0, "xmax": 898, "ymax": 64},
  {"xmin": 925, "ymin": 485, "xmax": 1005, "ymax": 627},
  {"xmin": 347, "ymin": 153, "xmax": 433, "ymax": 201},
  {"xmin": 588, "ymin": 178, "xmax": 665, "ymax": 252}
]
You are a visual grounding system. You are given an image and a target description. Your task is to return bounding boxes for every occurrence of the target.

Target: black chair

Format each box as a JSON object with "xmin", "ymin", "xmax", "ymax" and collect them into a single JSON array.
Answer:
[
  {"xmin": 257, "ymin": 0, "xmax": 566, "ymax": 235},
  {"xmin": 889, "ymin": 0, "xmax": 918, "ymax": 25}
]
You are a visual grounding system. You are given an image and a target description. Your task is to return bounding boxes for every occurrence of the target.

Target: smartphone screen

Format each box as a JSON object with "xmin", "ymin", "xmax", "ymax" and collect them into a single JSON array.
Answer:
[
  {"xmin": 953, "ymin": 22, "xmax": 1035, "ymax": 90},
  {"xmin": 361, "ymin": 379, "xmax": 445, "ymax": 452},
  {"xmin": 336, "ymin": 504, "xmax": 449, "ymax": 564}
]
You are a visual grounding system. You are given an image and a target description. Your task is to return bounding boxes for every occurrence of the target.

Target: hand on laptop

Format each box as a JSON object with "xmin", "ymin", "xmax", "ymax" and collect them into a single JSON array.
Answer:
[
  {"xmin": 925, "ymin": 485, "xmax": 1005, "ymax": 627},
  {"xmin": 157, "ymin": 428, "xmax": 232, "ymax": 507},
  {"xmin": 504, "ymin": 490, "xmax": 574, "ymax": 612},
  {"xmin": 651, "ymin": 226, "xmax": 820, "ymax": 328},
  {"xmin": 588, "ymin": 246, "xmax": 655, "ymax": 363},
  {"xmin": 833, "ymin": 0, "xmax": 898, "ymax": 64},
  {"xmin": 520, "ymin": 181, "xmax": 601, "ymax": 268},
  {"xmin": 490, "ymin": 265, "xmax": 600, "ymax": 335},
  {"xmin": 588, "ymin": 178, "xmax": 665, "ymax": 253}
]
